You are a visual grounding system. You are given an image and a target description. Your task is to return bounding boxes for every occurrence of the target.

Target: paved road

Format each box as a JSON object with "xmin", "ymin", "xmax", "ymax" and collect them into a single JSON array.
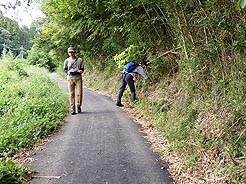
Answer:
[{"xmin": 30, "ymin": 74, "xmax": 174, "ymax": 184}]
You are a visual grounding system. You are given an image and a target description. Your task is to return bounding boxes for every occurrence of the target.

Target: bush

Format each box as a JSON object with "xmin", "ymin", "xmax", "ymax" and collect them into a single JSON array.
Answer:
[{"xmin": 0, "ymin": 59, "xmax": 68, "ymax": 183}]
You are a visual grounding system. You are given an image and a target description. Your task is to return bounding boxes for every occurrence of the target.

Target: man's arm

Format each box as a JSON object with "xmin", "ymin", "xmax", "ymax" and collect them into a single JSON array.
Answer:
[
  {"xmin": 137, "ymin": 66, "xmax": 154, "ymax": 83},
  {"xmin": 78, "ymin": 58, "xmax": 84, "ymax": 74},
  {"xmin": 64, "ymin": 60, "xmax": 68, "ymax": 74}
]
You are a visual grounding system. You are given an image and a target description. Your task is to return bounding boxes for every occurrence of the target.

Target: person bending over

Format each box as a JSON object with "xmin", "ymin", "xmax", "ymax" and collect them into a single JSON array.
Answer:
[{"xmin": 116, "ymin": 60, "xmax": 153, "ymax": 107}]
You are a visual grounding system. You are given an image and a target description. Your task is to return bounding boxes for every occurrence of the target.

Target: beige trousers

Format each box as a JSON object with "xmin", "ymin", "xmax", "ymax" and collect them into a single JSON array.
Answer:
[{"xmin": 67, "ymin": 79, "xmax": 83, "ymax": 112}]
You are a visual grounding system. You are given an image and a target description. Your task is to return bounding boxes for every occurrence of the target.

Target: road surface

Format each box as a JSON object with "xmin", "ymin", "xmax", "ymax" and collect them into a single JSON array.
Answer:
[{"xmin": 29, "ymin": 73, "xmax": 174, "ymax": 184}]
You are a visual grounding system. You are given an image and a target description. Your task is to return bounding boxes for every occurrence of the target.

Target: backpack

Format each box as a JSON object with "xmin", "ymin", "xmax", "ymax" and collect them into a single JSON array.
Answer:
[{"xmin": 124, "ymin": 61, "xmax": 139, "ymax": 73}]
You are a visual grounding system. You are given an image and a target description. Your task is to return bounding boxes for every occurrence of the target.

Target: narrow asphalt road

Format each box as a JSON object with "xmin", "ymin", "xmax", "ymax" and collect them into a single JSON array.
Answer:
[{"xmin": 29, "ymin": 73, "xmax": 174, "ymax": 184}]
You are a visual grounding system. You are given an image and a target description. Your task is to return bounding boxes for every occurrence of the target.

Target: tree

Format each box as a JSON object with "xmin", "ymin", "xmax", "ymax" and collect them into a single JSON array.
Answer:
[{"xmin": 0, "ymin": 10, "xmax": 36, "ymax": 57}]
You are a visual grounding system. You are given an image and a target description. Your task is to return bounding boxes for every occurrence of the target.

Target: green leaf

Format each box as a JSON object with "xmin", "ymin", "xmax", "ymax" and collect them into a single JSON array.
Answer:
[{"xmin": 238, "ymin": 0, "xmax": 246, "ymax": 9}]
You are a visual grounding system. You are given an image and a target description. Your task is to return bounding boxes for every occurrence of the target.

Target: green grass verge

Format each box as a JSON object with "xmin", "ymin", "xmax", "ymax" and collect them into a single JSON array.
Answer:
[{"xmin": 0, "ymin": 59, "xmax": 68, "ymax": 183}]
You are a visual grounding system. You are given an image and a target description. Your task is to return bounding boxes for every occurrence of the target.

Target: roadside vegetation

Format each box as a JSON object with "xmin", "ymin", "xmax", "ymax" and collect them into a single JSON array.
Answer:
[
  {"xmin": 83, "ymin": 48, "xmax": 246, "ymax": 183},
  {"xmin": 0, "ymin": 52, "xmax": 68, "ymax": 183},
  {"xmin": 1, "ymin": 0, "xmax": 245, "ymax": 183},
  {"xmin": 42, "ymin": 1, "xmax": 246, "ymax": 183}
]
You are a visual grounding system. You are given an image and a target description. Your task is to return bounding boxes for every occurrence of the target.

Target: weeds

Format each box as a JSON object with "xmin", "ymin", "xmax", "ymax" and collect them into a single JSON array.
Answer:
[
  {"xmin": 0, "ymin": 160, "xmax": 29, "ymax": 184},
  {"xmin": 0, "ymin": 59, "xmax": 68, "ymax": 183},
  {"xmin": 84, "ymin": 54, "xmax": 246, "ymax": 183}
]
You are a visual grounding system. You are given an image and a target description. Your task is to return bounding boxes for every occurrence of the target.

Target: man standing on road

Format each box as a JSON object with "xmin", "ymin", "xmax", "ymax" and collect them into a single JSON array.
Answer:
[
  {"xmin": 64, "ymin": 47, "xmax": 84, "ymax": 115},
  {"xmin": 116, "ymin": 60, "xmax": 153, "ymax": 107}
]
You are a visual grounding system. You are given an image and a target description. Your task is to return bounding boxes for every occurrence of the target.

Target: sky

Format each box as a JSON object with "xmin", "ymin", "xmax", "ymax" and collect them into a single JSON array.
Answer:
[{"xmin": 0, "ymin": 0, "xmax": 45, "ymax": 27}]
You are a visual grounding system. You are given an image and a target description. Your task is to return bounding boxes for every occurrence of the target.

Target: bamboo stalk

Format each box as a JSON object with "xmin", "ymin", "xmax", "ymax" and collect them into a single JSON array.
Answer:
[{"xmin": 175, "ymin": 7, "xmax": 188, "ymax": 59}]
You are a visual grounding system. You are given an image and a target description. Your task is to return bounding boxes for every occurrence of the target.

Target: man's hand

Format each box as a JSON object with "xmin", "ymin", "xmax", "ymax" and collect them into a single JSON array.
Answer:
[{"xmin": 147, "ymin": 77, "xmax": 154, "ymax": 84}]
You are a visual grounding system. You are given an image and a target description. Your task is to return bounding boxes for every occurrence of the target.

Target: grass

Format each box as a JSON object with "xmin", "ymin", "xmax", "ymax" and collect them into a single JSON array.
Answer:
[
  {"xmin": 0, "ymin": 58, "xmax": 68, "ymax": 183},
  {"xmin": 83, "ymin": 58, "xmax": 246, "ymax": 183}
]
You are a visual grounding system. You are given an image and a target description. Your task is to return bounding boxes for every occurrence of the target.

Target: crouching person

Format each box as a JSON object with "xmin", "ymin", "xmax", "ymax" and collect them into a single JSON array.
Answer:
[{"xmin": 116, "ymin": 60, "xmax": 153, "ymax": 107}]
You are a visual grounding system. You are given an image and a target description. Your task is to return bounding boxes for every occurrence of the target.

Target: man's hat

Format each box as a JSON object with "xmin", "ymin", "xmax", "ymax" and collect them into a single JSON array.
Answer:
[{"xmin": 67, "ymin": 47, "xmax": 75, "ymax": 53}]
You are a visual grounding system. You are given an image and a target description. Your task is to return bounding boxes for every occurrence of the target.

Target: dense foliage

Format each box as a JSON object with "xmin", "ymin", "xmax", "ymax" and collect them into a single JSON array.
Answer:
[
  {"xmin": 32, "ymin": 0, "xmax": 245, "ymax": 77},
  {"xmin": 0, "ymin": 55, "xmax": 68, "ymax": 183}
]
